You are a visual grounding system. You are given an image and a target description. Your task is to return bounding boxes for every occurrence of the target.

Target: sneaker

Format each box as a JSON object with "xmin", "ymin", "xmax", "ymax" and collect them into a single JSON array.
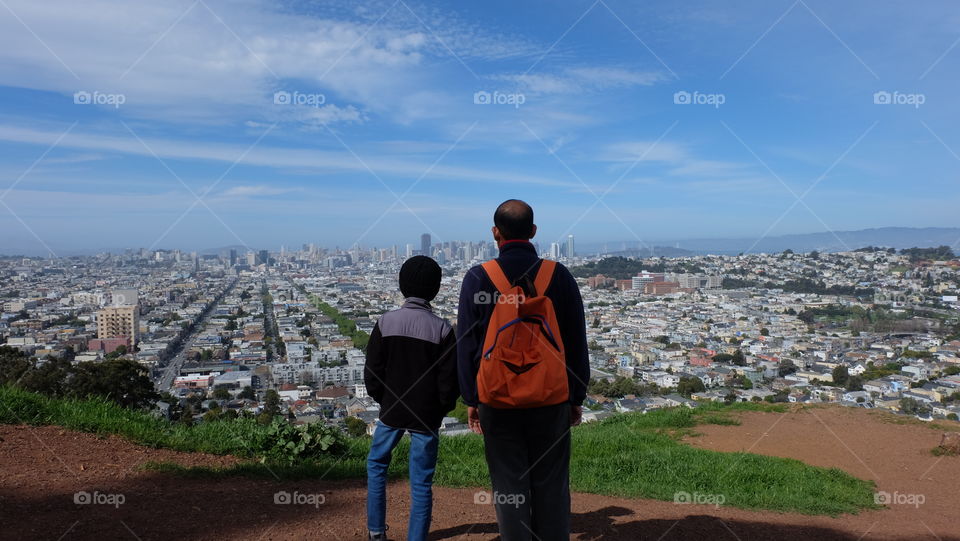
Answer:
[{"xmin": 368, "ymin": 526, "xmax": 388, "ymax": 541}]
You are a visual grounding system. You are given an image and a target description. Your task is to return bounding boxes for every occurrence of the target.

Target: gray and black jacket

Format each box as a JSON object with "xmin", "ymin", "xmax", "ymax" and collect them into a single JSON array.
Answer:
[{"xmin": 364, "ymin": 297, "xmax": 458, "ymax": 432}]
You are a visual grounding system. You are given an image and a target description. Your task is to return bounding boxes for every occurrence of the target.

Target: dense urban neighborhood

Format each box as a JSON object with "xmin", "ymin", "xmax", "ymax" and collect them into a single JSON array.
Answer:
[{"xmin": 3, "ymin": 241, "xmax": 960, "ymax": 438}]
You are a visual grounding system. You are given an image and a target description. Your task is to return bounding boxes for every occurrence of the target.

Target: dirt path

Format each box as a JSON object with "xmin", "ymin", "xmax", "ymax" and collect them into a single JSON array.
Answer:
[{"xmin": 1, "ymin": 406, "xmax": 957, "ymax": 540}]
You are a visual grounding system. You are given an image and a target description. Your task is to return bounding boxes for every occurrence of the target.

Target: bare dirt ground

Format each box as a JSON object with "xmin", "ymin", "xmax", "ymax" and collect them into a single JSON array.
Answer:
[{"xmin": 1, "ymin": 406, "xmax": 957, "ymax": 540}]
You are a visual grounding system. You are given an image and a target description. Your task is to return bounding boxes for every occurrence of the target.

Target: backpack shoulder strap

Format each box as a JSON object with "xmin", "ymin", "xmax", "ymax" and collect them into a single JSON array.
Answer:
[
  {"xmin": 533, "ymin": 259, "xmax": 557, "ymax": 297},
  {"xmin": 481, "ymin": 260, "xmax": 512, "ymax": 295}
]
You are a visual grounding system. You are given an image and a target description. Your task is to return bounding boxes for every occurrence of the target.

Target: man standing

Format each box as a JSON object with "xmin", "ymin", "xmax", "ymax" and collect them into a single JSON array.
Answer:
[{"xmin": 457, "ymin": 199, "xmax": 590, "ymax": 541}]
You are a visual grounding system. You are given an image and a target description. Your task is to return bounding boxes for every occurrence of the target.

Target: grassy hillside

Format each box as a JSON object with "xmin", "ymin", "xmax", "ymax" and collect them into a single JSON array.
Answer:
[{"xmin": 1, "ymin": 386, "xmax": 876, "ymax": 515}]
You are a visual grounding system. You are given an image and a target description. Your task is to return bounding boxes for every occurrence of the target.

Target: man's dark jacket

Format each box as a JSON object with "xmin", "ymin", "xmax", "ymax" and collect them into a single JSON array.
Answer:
[
  {"xmin": 364, "ymin": 297, "xmax": 458, "ymax": 432},
  {"xmin": 457, "ymin": 241, "xmax": 590, "ymax": 407}
]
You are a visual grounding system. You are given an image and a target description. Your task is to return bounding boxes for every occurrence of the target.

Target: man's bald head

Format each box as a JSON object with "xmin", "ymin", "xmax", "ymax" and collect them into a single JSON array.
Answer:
[{"xmin": 493, "ymin": 199, "xmax": 535, "ymax": 240}]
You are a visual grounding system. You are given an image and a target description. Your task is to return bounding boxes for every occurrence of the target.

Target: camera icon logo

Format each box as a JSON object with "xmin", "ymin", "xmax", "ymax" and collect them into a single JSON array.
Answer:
[
  {"xmin": 74, "ymin": 91, "xmax": 92, "ymax": 105},
  {"xmin": 274, "ymin": 91, "xmax": 291, "ymax": 105},
  {"xmin": 474, "ymin": 490, "xmax": 492, "ymax": 505},
  {"xmin": 473, "ymin": 91, "xmax": 491, "ymax": 105},
  {"xmin": 873, "ymin": 91, "xmax": 891, "ymax": 105},
  {"xmin": 874, "ymin": 491, "xmax": 890, "ymax": 505},
  {"xmin": 673, "ymin": 91, "xmax": 691, "ymax": 105},
  {"xmin": 673, "ymin": 491, "xmax": 692, "ymax": 504},
  {"xmin": 473, "ymin": 291, "xmax": 493, "ymax": 304},
  {"xmin": 74, "ymin": 491, "xmax": 92, "ymax": 504},
  {"xmin": 274, "ymin": 490, "xmax": 292, "ymax": 504}
]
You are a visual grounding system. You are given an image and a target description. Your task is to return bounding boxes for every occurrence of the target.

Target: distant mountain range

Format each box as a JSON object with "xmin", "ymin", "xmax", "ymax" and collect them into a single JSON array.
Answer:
[{"xmin": 584, "ymin": 227, "xmax": 960, "ymax": 256}]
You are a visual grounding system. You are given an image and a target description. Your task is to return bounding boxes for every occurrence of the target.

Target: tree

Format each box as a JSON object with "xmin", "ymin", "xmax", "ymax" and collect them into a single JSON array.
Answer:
[
  {"xmin": 212, "ymin": 387, "xmax": 231, "ymax": 400},
  {"xmin": 261, "ymin": 389, "xmax": 282, "ymax": 423},
  {"xmin": 69, "ymin": 359, "xmax": 159, "ymax": 409},
  {"xmin": 588, "ymin": 378, "xmax": 611, "ymax": 396},
  {"xmin": 845, "ymin": 375, "xmax": 863, "ymax": 392},
  {"xmin": 832, "ymin": 365, "xmax": 849, "ymax": 387},
  {"xmin": 899, "ymin": 397, "xmax": 920, "ymax": 415},
  {"xmin": 225, "ymin": 319, "xmax": 238, "ymax": 331},
  {"xmin": 778, "ymin": 359, "xmax": 798, "ymax": 377},
  {"xmin": 237, "ymin": 385, "xmax": 257, "ymax": 400},
  {"xmin": 760, "ymin": 327, "xmax": 770, "ymax": 337},
  {"xmin": 345, "ymin": 416, "xmax": 368, "ymax": 437},
  {"xmin": 677, "ymin": 376, "xmax": 705, "ymax": 398},
  {"xmin": 180, "ymin": 403, "xmax": 195, "ymax": 426},
  {"xmin": 724, "ymin": 391, "xmax": 737, "ymax": 404},
  {"xmin": 732, "ymin": 349, "xmax": 747, "ymax": 366},
  {"xmin": 712, "ymin": 353, "xmax": 734, "ymax": 363},
  {"xmin": 18, "ymin": 355, "xmax": 72, "ymax": 397}
]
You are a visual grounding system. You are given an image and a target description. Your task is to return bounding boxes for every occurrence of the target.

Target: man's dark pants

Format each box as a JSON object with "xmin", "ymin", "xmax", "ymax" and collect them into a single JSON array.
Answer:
[{"xmin": 478, "ymin": 403, "xmax": 571, "ymax": 541}]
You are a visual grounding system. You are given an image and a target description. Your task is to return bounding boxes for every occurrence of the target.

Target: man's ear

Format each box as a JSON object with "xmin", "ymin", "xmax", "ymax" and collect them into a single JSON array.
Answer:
[
  {"xmin": 529, "ymin": 224, "xmax": 537, "ymax": 240},
  {"xmin": 491, "ymin": 226, "xmax": 501, "ymax": 243}
]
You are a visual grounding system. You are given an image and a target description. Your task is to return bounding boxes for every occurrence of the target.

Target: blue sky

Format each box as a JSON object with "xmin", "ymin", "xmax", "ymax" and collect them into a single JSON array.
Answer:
[{"xmin": 0, "ymin": 0, "xmax": 957, "ymax": 256}]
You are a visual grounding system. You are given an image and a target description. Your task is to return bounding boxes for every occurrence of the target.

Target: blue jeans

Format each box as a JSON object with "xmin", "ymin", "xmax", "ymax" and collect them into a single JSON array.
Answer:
[{"xmin": 366, "ymin": 421, "xmax": 439, "ymax": 541}]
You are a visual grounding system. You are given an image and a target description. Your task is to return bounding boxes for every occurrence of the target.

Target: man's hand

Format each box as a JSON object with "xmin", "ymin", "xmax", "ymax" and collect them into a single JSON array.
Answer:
[
  {"xmin": 467, "ymin": 406, "xmax": 483, "ymax": 435},
  {"xmin": 570, "ymin": 405, "xmax": 582, "ymax": 427}
]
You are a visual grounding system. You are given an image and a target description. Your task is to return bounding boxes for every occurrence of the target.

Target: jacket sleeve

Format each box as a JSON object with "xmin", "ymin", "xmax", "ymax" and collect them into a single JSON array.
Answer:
[
  {"xmin": 552, "ymin": 264, "xmax": 590, "ymax": 406},
  {"xmin": 435, "ymin": 326, "xmax": 459, "ymax": 413},
  {"xmin": 457, "ymin": 266, "xmax": 487, "ymax": 407},
  {"xmin": 363, "ymin": 322, "xmax": 386, "ymax": 404}
]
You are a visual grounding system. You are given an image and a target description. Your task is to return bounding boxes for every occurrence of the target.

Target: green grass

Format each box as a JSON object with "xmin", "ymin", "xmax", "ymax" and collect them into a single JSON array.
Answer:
[{"xmin": 2, "ymin": 385, "xmax": 877, "ymax": 515}]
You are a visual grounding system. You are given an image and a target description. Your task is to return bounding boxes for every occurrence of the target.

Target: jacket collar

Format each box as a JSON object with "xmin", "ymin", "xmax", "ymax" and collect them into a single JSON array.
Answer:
[
  {"xmin": 402, "ymin": 297, "xmax": 433, "ymax": 310},
  {"xmin": 498, "ymin": 240, "xmax": 536, "ymax": 254}
]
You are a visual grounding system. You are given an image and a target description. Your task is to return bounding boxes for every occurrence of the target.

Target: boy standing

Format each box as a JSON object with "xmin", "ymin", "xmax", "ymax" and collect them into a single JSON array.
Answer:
[{"xmin": 364, "ymin": 255, "xmax": 458, "ymax": 541}]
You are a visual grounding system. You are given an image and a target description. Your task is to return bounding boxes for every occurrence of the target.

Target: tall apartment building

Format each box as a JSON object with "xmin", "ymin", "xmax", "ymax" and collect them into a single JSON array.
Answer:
[{"xmin": 97, "ymin": 305, "xmax": 140, "ymax": 346}]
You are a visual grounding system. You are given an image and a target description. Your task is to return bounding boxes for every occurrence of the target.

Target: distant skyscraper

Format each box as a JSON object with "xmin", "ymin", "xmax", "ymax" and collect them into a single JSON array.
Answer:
[
  {"xmin": 420, "ymin": 233, "xmax": 431, "ymax": 257},
  {"xmin": 405, "ymin": 244, "xmax": 414, "ymax": 258},
  {"xmin": 549, "ymin": 242, "xmax": 561, "ymax": 260},
  {"xmin": 566, "ymin": 235, "xmax": 575, "ymax": 259},
  {"xmin": 229, "ymin": 249, "xmax": 237, "ymax": 266},
  {"xmin": 246, "ymin": 252, "xmax": 256, "ymax": 266},
  {"xmin": 258, "ymin": 249, "xmax": 269, "ymax": 266}
]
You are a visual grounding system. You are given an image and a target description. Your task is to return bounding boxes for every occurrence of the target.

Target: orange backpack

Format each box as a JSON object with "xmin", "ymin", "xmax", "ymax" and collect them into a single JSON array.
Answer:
[{"xmin": 477, "ymin": 259, "xmax": 569, "ymax": 408}]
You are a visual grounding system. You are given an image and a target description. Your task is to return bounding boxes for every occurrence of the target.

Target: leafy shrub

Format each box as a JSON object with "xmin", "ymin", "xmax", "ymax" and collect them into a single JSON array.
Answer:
[{"xmin": 261, "ymin": 420, "xmax": 346, "ymax": 464}]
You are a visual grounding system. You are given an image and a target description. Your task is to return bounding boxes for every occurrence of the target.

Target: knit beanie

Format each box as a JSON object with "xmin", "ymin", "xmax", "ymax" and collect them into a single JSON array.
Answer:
[{"xmin": 399, "ymin": 255, "xmax": 442, "ymax": 301}]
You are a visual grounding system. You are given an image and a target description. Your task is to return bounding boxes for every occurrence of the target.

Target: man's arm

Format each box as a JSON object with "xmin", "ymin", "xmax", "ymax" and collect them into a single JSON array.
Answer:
[
  {"xmin": 553, "ymin": 264, "xmax": 590, "ymax": 406},
  {"xmin": 456, "ymin": 266, "xmax": 487, "ymax": 407},
  {"xmin": 363, "ymin": 322, "xmax": 386, "ymax": 404},
  {"xmin": 435, "ymin": 327, "xmax": 459, "ymax": 413}
]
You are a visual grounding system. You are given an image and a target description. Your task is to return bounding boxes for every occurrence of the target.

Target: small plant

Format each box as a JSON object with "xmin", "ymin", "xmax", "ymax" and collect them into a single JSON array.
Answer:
[{"xmin": 261, "ymin": 420, "xmax": 346, "ymax": 464}]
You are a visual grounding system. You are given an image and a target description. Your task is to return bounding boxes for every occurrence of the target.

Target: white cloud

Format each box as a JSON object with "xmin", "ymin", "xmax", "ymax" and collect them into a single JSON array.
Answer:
[
  {"xmin": 492, "ymin": 67, "xmax": 667, "ymax": 95},
  {"xmin": 219, "ymin": 185, "xmax": 299, "ymax": 197},
  {"xmin": 0, "ymin": 123, "xmax": 583, "ymax": 189},
  {"xmin": 0, "ymin": 0, "xmax": 535, "ymax": 126}
]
